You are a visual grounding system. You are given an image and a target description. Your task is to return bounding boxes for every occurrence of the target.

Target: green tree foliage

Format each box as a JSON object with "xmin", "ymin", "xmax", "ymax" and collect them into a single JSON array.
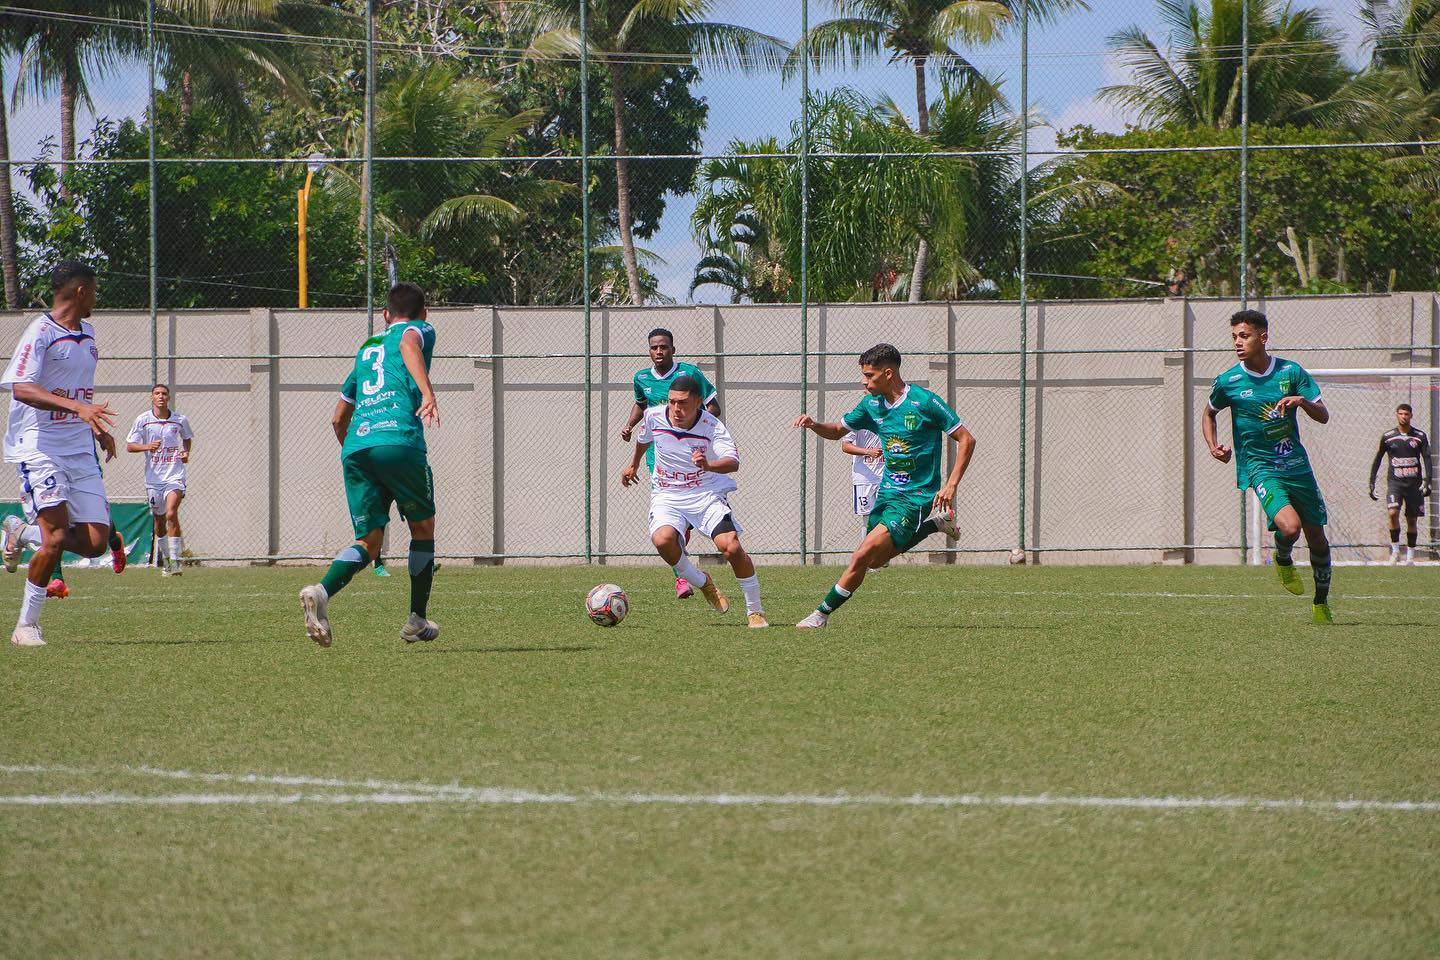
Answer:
[{"xmin": 1035, "ymin": 125, "xmax": 1440, "ymax": 298}]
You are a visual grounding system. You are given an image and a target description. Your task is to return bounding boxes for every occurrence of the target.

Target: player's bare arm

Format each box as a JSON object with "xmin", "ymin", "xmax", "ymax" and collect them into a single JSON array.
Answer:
[
  {"xmin": 933, "ymin": 425, "xmax": 977, "ymax": 513},
  {"xmin": 332, "ymin": 398, "xmax": 354, "ymax": 445},
  {"xmin": 621, "ymin": 401, "xmax": 645, "ymax": 442},
  {"xmin": 705, "ymin": 399, "xmax": 721, "ymax": 417},
  {"xmin": 792, "ymin": 415, "xmax": 848, "ymax": 440},
  {"xmin": 692, "ymin": 446, "xmax": 738, "ymax": 474},
  {"xmin": 1273, "ymin": 394, "xmax": 1329, "ymax": 424},
  {"xmin": 126, "ymin": 438, "xmax": 162, "ymax": 454},
  {"xmin": 621, "ymin": 441, "xmax": 652, "ymax": 487},
  {"xmin": 400, "ymin": 328, "xmax": 439, "ymax": 426},
  {"xmin": 11, "ymin": 382, "xmax": 115, "ymax": 435},
  {"xmin": 181, "ymin": 438, "xmax": 192, "ymax": 463},
  {"xmin": 840, "ymin": 439, "xmax": 882, "ymax": 458},
  {"xmin": 1201, "ymin": 406, "xmax": 1231, "ymax": 463}
]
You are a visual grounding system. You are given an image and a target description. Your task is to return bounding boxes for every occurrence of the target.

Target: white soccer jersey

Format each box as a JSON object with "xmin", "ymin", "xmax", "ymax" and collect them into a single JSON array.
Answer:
[
  {"xmin": 2, "ymin": 314, "xmax": 100, "ymax": 461},
  {"xmin": 635, "ymin": 405, "xmax": 739, "ymax": 496},
  {"xmin": 844, "ymin": 428, "xmax": 883, "ymax": 486},
  {"xmin": 127, "ymin": 410, "xmax": 193, "ymax": 487}
]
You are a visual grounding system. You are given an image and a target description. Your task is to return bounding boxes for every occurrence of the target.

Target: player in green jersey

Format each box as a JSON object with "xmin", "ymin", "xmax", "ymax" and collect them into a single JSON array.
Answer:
[
  {"xmin": 300, "ymin": 283, "xmax": 441, "ymax": 647},
  {"xmin": 620, "ymin": 327, "xmax": 719, "ymax": 600},
  {"xmin": 1203, "ymin": 309, "xmax": 1335, "ymax": 623},
  {"xmin": 792, "ymin": 343, "xmax": 977, "ymax": 628}
]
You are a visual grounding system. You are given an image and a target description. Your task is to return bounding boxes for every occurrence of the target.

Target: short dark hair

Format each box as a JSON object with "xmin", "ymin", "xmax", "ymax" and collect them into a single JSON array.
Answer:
[
  {"xmin": 152, "ymin": 383, "xmax": 170, "ymax": 393},
  {"xmin": 1398, "ymin": 403, "xmax": 1413, "ymax": 414},
  {"xmin": 1230, "ymin": 309, "xmax": 1268, "ymax": 331},
  {"xmin": 670, "ymin": 375, "xmax": 702, "ymax": 398},
  {"xmin": 52, "ymin": 261, "xmax": 96, "ymax": 292},
  {"xmin": 859, "ymin": 343, "xmax": 902, "ymax": 368},
  {"xmin": 386, "ymin": 282, "xmax": 425, "ymax": 320},
  {"xmin": 647, "ymin": 328, "xmax": 674, "ymax": 346}
]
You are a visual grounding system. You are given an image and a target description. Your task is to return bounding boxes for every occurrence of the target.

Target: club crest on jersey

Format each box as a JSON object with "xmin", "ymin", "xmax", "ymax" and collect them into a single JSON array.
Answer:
[{"xmin": 903, "ymin": 413, "xmax": 920, "ymax": 430}]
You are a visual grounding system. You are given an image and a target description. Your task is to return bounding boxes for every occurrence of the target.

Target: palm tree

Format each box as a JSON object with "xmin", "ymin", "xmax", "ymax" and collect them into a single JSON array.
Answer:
[
  {"xmin": 690, "ymin": 140, "xmax": 792, "ymax": 302},
  {"xmin": 1362, "ymin": 0, "xmax": 1440, "ymax": 93},
  {"xmin": 521, "ymin": 0, "xmax": 787, "ymax": 304},
  {"xmin": 787, "ymin": 0, "xmax": 1084, "ymax": 299},
  {"xmin": 0, "ymin": 55, "xmax": 19, "ymax": 307},
  {"xmin": 1101, "ymin": 0, "xmax": 1373, "ymax": 130}
]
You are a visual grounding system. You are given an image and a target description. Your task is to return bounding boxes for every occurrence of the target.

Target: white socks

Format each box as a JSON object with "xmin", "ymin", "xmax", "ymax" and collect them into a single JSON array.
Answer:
[
  {"xmin": 671, "ymin": 553, "xmax": 705, "ymax": 586},
  {"xmin": 18, "ymin": 580, "xmax": 45, "ymax": 626},
  {"xmin": 167, "ymin": 536, "xmax": 182, "ymax": 563},
  {"xmin": 738, "ymin": 574, "xmax": 762, "ymax": 615}
]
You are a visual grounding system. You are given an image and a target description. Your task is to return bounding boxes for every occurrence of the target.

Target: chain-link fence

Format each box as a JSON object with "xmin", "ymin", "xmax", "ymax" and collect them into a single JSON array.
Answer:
[{"xmin": 1, "ymin": 2, "xmax": 1437, "ymax": 564}]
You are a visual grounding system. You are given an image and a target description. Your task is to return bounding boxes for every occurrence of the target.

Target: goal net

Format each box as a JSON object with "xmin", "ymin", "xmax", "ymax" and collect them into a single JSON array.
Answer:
[{"xmin": 1252, "ymin": 367, "xmax": 1439, "ymax": 565}]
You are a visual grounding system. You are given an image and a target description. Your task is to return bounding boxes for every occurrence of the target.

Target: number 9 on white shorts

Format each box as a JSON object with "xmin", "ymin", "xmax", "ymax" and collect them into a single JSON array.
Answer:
[{"xmin": 648, "ymin": 490, "xmax": 743, "ymax": 539}]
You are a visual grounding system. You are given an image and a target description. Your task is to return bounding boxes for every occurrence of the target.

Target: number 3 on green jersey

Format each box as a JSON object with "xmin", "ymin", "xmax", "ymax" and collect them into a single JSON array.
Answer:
[{"xmin": 340, "ymin": 319, "xmax": 436, "ymax": 456}]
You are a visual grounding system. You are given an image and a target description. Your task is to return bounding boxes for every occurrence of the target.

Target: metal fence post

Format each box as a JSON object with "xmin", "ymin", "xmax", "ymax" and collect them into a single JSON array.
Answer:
[
  {"xmin": 1016, "ymin": 0, "xmax": 1029, "ymax": 559},
  {"xmin": 364, "ymin": 0, "xmax": 375, "ymax": 337},
  {"xmin": 1238, "ymin": 0, "xmax": 1250, "ymax": 564},
  {"xmin": 799, "ymin": 0, "xmax": 811, "ymax": 565},
  {"xmin": 147, "ymin": 0, "xmax": 158, "ymax": 383},
  {"xmin": 581, "ymin": 0, "xmax": 594, "ymax": 563}
]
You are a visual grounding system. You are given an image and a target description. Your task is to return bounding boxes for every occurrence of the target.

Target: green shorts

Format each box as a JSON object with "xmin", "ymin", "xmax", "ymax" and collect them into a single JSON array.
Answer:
[
  {"xmin": 865, "ymin": 493, "xmax": 935, "ymax": 554},
  {"xmin": 342, "ymin": 444, "xmax": 435, "ymax": 539},
  {"xmin": 1252, "ymin": 472, "xmax": 1328, "ymax": 532}
]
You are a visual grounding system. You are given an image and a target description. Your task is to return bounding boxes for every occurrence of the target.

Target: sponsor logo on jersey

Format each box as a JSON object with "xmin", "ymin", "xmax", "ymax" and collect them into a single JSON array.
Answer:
[
  {"xmin": 356, "ymin": 422, "xmax": 371, "ymax": 436},
  {"xmin": 1227, "ymin": 373, "xmax": 1241, "ymax": 382},
  {"xmin": 1239, "ymin": 389, "xmax": 1253, "ymax": 398},
  {"xmin": 89, "ymin": 346, "xmax": 99, "ymax": 360},
  {"xmin": 887, "ymin": 471, "xmax": 912, "ymax": 487},
  {"xmin": 14, "ymin": 342, "xmax": 31, "ymax": 375},
  {"xmin": 885, "ymin": 437, "xmax": 911, "ymax": 454}
]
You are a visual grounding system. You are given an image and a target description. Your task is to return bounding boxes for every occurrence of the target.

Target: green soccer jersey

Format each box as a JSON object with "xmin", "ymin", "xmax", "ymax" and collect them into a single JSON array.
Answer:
[
  {"xmin": 339, "ymin": 319, "xmax": 436, "ymax": 457},
  {"xmin": 1207, "ymin": 355, "xmax": 1322, "ymax": 489},
  {"xmin": 633, "ymin": 361, "xmax": 717, "ymax": 469},
  {"xmin": 842, "ymin": 384, "xmax": 962, "ymax": 502}
]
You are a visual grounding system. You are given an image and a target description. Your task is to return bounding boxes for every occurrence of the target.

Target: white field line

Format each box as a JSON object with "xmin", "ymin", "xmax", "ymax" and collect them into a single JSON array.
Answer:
[{"xmin": 1, "ymin": 763, "xmax": 1436, "ymax": 813}]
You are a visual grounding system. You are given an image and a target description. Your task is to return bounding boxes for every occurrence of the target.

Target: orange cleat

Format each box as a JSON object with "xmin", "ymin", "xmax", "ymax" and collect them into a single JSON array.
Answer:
[
  {"xmin": 46, "ymin": 578, "xmax": 69, "ymax": 599},
  {"xmin": 110, "ymin": 532, "xmax": 126, "ymax": 573}
]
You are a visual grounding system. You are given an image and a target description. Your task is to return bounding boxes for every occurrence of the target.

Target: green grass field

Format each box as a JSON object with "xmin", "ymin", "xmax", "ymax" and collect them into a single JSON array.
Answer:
[{"xmin": 3, "ymin": 563, "xmax": 1438, "ymax": 959}]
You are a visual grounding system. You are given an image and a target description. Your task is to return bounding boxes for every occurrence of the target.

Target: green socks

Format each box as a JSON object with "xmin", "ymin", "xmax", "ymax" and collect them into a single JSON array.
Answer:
[
  {"xmin": 320, "ymin": 543, "xmax": 372, "ymax": 598},
  {"xmin": 818, "ymin": 583, "xmax": 852, "ymax": 615},
  {"xmin": 1273, "ymin": 531, "xmax": 1297, "ymax": 565},
  {"xmin": 409, "ymin": 539, "xmax": 435, "ymax": 618},
  {"xmin": 1311, "ymin": 549, "xmax": 1332, "ymax": 604}
]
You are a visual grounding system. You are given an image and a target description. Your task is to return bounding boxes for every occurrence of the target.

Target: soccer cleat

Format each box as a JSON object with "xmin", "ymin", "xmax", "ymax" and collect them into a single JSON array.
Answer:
[
  {"xmin": 1312, "ymin": 602, "xmax": 1334, "ymax": 624},
  {"xmin": 2, "ymin": 515, "xmax": 26, "ymax": 573},
  {"xmin": 45, "ymin": 579, "xmax": 68, "ymax": 599},
  {"xmin": 1275, "ymin": 562, "xmax": 1304, "ymax": 596},
  {"xmin": 928, "ymin": 506, "xmax": 959, "ymax": 539},
  {"xmin": 299, "ymin": 584, "xmax": 332, "ymax": 647},
  {"xmin": 1389, "ymin": 549, "xmax": 1402, "ymax": 565},
  {"xmin": 675, "ymin": 577, "xmax": 693, "ymax": 599},
  {"xmin": 795, "ymin": 610, "xmax": 829, "ymax": 629},
  {"xmin": 110, "ymin": 533, "xmax": 126, "ymax": 573},
  {"xmin": 10, "ymin": 624, "xmax": 44, "ymax": 647},
  {"xmin": 400, "ymin": 612, "xmax": 440, "ymax": 644},
  {"xmin": 373, "ymin": 564, "xmax": 391, "ymax": 578},
  {"xmin": 160, "ymin": 562, "xmax": 173, "ymax": 578},
  {"xmin": 747, "ymin": 612, "xmax": 769, "ymax": 629},
  {"xmin": 698, "ymin": 575, "xmax": 728, "ymax": 614}
]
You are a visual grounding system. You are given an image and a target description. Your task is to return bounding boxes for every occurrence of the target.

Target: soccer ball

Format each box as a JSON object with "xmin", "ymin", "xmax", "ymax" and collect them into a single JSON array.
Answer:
[
  {"xmin": 585, "ymin": 583, "xmax": 628, "ymax": 627},
  {"xmin": 1008, "ymin": 548, "xmax": 1027, "ymax": 565}
]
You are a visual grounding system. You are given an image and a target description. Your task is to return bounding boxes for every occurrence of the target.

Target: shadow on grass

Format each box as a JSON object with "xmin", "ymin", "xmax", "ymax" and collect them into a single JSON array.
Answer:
[
  {"xmin": 85, "ymin": 637, "xmax": 290, "ymax": 646},
  {"xmin": 412, "ymin": 644, "xmax": 598, "ymax": 655}
]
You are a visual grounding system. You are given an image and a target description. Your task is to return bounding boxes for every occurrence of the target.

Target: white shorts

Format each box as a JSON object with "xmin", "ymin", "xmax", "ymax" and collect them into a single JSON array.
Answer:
[
  {"xmin": 649, "ymin": 489, "xmax": 742, "ymax": 540},
  {"xmin": 147, "ymin": 482, "xmax": 186, "ymax": 515},
  {"xmin": 14, "ymin": 451, "xmax": 110, "ymax": 525},
  {"xmin": 853, "ymin": 483, "xmax": 879, "ymax": 516}
]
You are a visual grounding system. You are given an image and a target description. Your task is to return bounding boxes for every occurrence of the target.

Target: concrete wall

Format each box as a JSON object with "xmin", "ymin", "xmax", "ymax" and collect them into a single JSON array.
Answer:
[{"xmin": 0, "ymin": 294, "xmax": 1432, "ymax": 564}]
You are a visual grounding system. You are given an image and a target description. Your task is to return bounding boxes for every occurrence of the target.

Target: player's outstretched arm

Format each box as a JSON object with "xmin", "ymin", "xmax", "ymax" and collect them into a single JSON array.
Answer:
[
  {"xmin": 399, "ymin": 330, "xmax": 439, "ymax": 426},
  {"xmin": 331, "ymin": 398, "xmax": 354, "ymax": 445},
  {"xmin": 933, "ymin": 425, "xmax": 977, "ymax": 513},
  {"xmin": 11, "ymin": 382, "xmax": 115, "ymax": 434},
  {"xmin": 792, "ymin": 415, "xmax": 848, "ymax": 441},
  {"xmin": 1201, "ymin": 406, "xmax": 1231, "ymax": 463},
  {"xmin": 621, "ymin": 441, "xmax": 652, "ymax": 487}
]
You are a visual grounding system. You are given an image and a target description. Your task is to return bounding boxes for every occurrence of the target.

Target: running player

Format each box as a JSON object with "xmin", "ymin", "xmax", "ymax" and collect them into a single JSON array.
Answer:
[
  {"xmin": 1203, "ymin": 309, "xmax": 1335, "ymax": 623},
  {"xmin": 621, "ymin": 375, "xmax": 767, "ymax": 627},
  {"xmin": 792, "ymin": 344, "xmax": 975, "ymax": 628},
  {"xmin": 299, "ymin": 282, "xmax": 440, "ymax": 647},
  {"xmin": 1369, "ymin": 403, "xmax": 1431, "ymax": 564},
  {"xmin": 0, "ymin": 261, "xmax": 119, "ymax": 647},
  {"xmin": 126, "ymin": 383, "xmax": 192, "ymax": 576},
  {"xmin": 620, "ymin": 328, "xmax": 719, "ymax": 601}
]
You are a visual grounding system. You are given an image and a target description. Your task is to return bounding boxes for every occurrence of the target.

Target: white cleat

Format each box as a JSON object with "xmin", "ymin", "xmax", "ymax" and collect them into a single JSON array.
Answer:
[
  {"xmin": 1390, "ymin": 551, "xmax": 1402, "ymax": 565},
  {"xmin": 795, "ymin": 610, "xmax": 829, "ymax": 629},
  {"xmin": 927, "ymin": 506, "xmax": 959, "ymax": 539},
  {"xmin": 400, "ymin": 612, "xmax": 440, "ymax": 644},
  {"xmin": 10, "ymin": 623, "xmax": 44, "ymax": 647},
  {"xmin": 299, "ymin": 585, "xmax": 332, "ymax": 647},
  {"xmin": 2, "ymin": 515, "xmax": 26, "ymax": 573},
  {"xmin": 160, "ymin": 564, "xmax": 173, "ymax": 578}
]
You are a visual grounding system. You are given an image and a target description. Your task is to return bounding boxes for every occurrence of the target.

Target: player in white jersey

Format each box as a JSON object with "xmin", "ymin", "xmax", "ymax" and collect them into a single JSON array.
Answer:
[
  {"xmin": 126, "ymin": 383, "xmax": 192, "ymax": 576},
  {"xmin": 620, "ymin": 375, "xmax": 767, "ymax": 627},
  {"xmin": 0, "ymin": 262, "xmax": 119, "ymax": 647},
  {"xmin": 841, "ymin": 428, "xmax": 883, "ymax": 517}
]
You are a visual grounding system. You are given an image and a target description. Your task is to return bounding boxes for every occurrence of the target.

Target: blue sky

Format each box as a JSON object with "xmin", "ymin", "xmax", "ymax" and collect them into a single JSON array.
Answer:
[{"xmin": 4, "ymin": 0, "xmax": 1372, "ymax": 302}]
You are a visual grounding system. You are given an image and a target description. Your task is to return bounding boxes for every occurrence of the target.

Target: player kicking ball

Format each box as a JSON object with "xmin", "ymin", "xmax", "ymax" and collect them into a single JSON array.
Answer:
[
  {"xmin": 621, "ymin": 375, "xmax": 767, "ymax": 628},
  {"xmin": 126, "ymin": 383, "xmax": 192, "ymax": 576},
  {"xmin": 1203, "ymin": 309, "xmax": 1336, "ymax": 623},
  {"xmin": 0, "ymin": 262, "xmax": 119, "ymax": 647},
  {"xmin": 300, "ymin": 282, "xmax": 440, "ymax": 647},
  {"xmin": 792, "ymin": 343, "xmax": 976, "ymax": 628}
]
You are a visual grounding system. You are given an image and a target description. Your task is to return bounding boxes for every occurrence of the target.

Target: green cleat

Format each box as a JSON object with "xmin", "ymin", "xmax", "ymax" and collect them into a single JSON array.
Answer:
[
  {"xmin": 1276, "ymin": 562, "xmax": 1303, "ymax": 596},
  {"xmin": 374, "ymin": 563, "xmax": 391, "ymax": 578},
  {"xmin": 1312, "ymin": 602, "xmax": 1334, "ymax": 624}
]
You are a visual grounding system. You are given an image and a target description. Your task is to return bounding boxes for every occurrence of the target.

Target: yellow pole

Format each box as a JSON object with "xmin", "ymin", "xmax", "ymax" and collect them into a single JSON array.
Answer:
[{"xmin": 298, "ymin": 168, "xmax": 315, "ymax": 308}]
